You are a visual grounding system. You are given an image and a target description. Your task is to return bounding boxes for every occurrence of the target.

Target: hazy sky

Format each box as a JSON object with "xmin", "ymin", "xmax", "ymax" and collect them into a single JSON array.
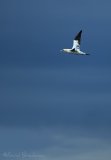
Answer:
[{"xmin": 0, "ymin": 0, "xmax": 111, "ymax": 160}]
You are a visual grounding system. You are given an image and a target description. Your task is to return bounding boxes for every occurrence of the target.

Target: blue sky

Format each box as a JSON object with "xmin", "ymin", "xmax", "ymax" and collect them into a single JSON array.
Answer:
[{"xmin": 0, "ymin": 0, "xmax": 111, "ymax": 160}]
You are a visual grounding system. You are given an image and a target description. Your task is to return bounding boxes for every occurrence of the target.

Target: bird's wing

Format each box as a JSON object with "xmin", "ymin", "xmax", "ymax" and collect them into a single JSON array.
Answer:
[{"xmin": 72, "ymin": 30, "xmax": 82, "ymax": 50}]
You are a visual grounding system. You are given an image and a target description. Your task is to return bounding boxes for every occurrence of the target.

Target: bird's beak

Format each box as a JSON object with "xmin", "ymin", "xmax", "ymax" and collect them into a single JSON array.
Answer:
[{"xmin": 60, "ymin": 49, "xmax": 63, "ymax": 52}]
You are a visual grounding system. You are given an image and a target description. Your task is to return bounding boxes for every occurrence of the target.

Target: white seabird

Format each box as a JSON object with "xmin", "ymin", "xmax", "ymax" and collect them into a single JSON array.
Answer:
[{"xmin": 61, "ymin": 30, "xmax": 89, "ymax": 55}]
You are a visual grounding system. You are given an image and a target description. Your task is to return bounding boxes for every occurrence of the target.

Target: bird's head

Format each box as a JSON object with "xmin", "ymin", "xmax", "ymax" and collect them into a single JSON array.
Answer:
[{"xmin": 60, "ymin": 49, "xmax": 65, "ymax": 52}]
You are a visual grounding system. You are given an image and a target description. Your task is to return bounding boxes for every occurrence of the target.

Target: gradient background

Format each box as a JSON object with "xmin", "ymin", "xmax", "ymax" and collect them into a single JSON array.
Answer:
[{"xmin": 0, "ymin": 0, "xmax": 111, "ymax": 160}]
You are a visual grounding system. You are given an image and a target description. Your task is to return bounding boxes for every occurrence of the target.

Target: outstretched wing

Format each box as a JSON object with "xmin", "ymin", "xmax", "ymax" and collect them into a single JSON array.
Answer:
[{"xmin": 72, "ymin": 30, "xmax": 82, "ymax": 50}]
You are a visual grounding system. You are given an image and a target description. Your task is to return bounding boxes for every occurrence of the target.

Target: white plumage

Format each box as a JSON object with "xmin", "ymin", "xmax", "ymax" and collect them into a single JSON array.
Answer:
[{"xmin": 61, "ymin": 30, "xmax": 89, "ymax": 55}]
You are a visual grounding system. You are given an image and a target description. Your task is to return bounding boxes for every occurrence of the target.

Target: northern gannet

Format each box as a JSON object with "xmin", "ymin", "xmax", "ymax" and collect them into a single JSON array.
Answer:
[{"xmin": 61, "ymin": 30, "xmax": 89, "ymax": 55}]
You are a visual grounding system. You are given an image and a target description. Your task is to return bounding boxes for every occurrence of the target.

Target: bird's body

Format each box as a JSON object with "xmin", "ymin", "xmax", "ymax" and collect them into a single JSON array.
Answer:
[
  {"xmin": 61, "ymin": 30, "xmax": 89, "ymax": 55},
  {"xmin": 62, "ymin": 48, "xmax": 87, "ymax": 55}
]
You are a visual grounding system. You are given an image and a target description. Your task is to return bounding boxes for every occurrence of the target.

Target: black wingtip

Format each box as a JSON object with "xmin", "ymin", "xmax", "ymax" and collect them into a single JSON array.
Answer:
[
  {"xmin": 77, "ymin": 30, "xmax": 82, "ymax": 35},
  {"xmin": 74, "ymin": 30, "xmax": 82, "ymax": 43}
]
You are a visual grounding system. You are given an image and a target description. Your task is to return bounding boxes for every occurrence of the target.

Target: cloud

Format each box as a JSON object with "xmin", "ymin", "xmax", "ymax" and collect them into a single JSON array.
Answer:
[
  {"xmin": 0, "ymin": 127, "xmax": 111, "ymax": 160},
  {"xmin": 0, "ymin": 66, "xmax": 111, "ymax": 133},
  {"xmin": 0, "ymin": 0, "xmax": 111, "ymax": 159}
]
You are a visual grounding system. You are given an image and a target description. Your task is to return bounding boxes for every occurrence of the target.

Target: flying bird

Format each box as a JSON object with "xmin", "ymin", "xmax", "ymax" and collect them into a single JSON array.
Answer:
[{"xmin": 61, "ymin": 30, "xmax": 89, "ymax": 55}]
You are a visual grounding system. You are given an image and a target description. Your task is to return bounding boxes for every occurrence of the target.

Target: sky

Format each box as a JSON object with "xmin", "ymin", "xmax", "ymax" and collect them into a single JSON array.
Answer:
[{"xmin": 0, "ymin": 0, "xmax": 111, "ymax": 160}]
